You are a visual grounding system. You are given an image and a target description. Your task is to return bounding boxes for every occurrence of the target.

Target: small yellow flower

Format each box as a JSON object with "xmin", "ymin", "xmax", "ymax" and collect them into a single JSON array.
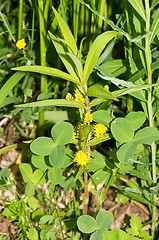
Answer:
[
  {"xmin": 66, "ymin": 93, "xmax": 73, "ymax": 100},
  {"xmin": 74, "ymin": 151, "xmax": 90, "ymax": 166},
  {"xmin": 84, "ymin": 111, "xmax": 93, "ymax": 124},
  {"xmin": 74, "ymin": 89, "xmax": 85, "ymax": 103},
  {"xmin": 104, "ymin": 85, "xmax": 109, "ymax": 91},
  {"xmin": 94, "ymin": 123, "xmax": 108, "ymax": 139},
  {"xmin": 16, "ymin": 39, "xmax": 26, "ymax": 49}
]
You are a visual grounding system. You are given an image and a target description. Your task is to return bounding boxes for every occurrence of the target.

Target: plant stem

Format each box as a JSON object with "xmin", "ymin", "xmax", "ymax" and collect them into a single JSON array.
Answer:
[
  {"xmin": 18, "ymin": 0, "xmax": 23, "ymax": 40},
  {"xmin": 84, "ymin": 170, "xmax": 88, "ymax": 215},
  {"xmin": 94, "ymin": 170, "xmax": 117, "ymax": 218},
  {"xmin": 145, "ymin": 0, "xmax": 157, "ymax": 237},
  {"xmin": 38, "ymin": 0, "xmax": 48, "ymax": 136}
]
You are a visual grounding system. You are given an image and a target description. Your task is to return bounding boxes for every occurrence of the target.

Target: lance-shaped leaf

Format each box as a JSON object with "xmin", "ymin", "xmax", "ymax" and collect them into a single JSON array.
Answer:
[
  {"xmin": 15, "ymin": 99, "xmax": 86, "ymax": 109},
  {"xmin": 113, "ymin": 83, "xmax": 159, "ymax": 99},
  {"xmin": 149, "ymin": 8, "xmax": 159, "ymax": 43},
  {"xmin": 127, "ymin": 0, "xmax": 146, "ymax": 21},
  {"xmin": 49, "ymin": 31, "xmax": 80, "ymax": 80},
  {"xmin": 52, "ymin": 6, "xmax": 78, "ymax": 55},
  {"xmin": 12, "ymin": 66, "xmax": 80, "ymax": 85},
  {"xmin": 128, "ymin": 58, "xmax": 159, "ymax": 83},
  {"xmin": 87, "ymin": 85, "xmax": 118, "ymax": 101},
  {"xmin": 82, "ymin": 31, "xmax": 119, "ymax": 84}
]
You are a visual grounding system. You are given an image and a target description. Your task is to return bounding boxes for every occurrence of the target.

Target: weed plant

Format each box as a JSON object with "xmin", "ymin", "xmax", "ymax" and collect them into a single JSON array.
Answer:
[{"xmin": 0, "ymin": 0, "xmax": 159, "ymax": 239}]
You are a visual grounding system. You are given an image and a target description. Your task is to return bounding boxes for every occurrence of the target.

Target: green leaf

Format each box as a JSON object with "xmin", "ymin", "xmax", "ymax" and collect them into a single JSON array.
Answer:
[
  {"xmin": 0, "ymin": 97, "xmax": 22, "ymax": 108},
  {"xmin": 25, "ymin": 181, "xmax": 35, "ymax": 196},
  {"xmin": 87, "ymin": 151, "xmax": 106, "ymax": 172},
  {"xmin": 115, "ymin": 193, "xmax": 129, "ymax": 204},
  {"xmin": 52, "ymin": 6, "xmax": 78, "ymax": 55},
  {"xmin": 117, "ymin": 142, "xmax": 137, "ymax": 165},
  {"xmin": 0, "ymin": 72, "xmax": 25, "ymax": 107},
  {"xmin": 83, "ymin": 31, "xmax": 119, "ymax": 84},
  {"xmin": 125, "ymin": 111, "xmax": 146, "ymax": 131},
  {"xmin": 96, "ymin": 210, "xmax": 114, "ymax": 231},
  {"xmin": 87, "ymin": 85, "xmax": 119, "ymax": 101},
  {"xmin": 133, "ymin": 127, "xmax": 159, "ymax": 144},
  {"xmin": 49, "ymin": 32, "xmax": 79, "ymax": 79},
  {"xmin": 89, "ymin": 134, "xmax": 111, "ymax": 146},
  {"xmin": 128, "ymin": 59, "xmax": 159, "ymax": 83},
  {"xmin": 98, "ymin": 73, "xmax": 137, "ymax": 88},
  {"xmin": 102, "ymin": 228, "xmax": 140, "ymax": 240},
  {"xmin": 32, "ymin": 209, "xmax": 44, "ymax": 222},
  {"xmin": 61, "ymin": 149, "xmax": 73, "ymax": 168},
  {"xmin": 114, "ymin": 83, "xmax": 159, "ymax": 99},
  {"xmin": 16, "ymin": 99, "xmax": 86, "ymax": 109},
  {"xmin": 0, "ymin": 47, "xmax": 10, "ymax": 59},
  {"xmin": 111, "ymin": 118, "xmax": 134, "ymax": 144},
  {"xmin": 96, "ymin": 59, "xmax": 126, "ymax": 77},
  {"xmin": 48, "ymin": 167, "xmax": 62, "ymax": 185},
  {"xmin": 27, "ymin": 197, "xmax": 39, "ymax": 210},
  {"xmin": 49, "ymin": 145, "xmax": 66, "ymax": 167},
  {"xmin": 19, "ymin": 163, "xmax": 33, "ymax": 183},
  {"xmin": 26, "ymin": 228, "xmax": 38, "ymax": 240},
  {"xmin": 12, "ymin": 66, "xmax": 80, "ymax": 85},
  {"xmin": 51, "ymin": 122, "xmax": 73, "ymax": 145},
  {"xmin": 151, "ymin": 0, "xmax": 159, "ymax": 9},
  {"xmin": 0, "ymin": 11, "xmax": 16, "ymax": 42},
  {"xmin": 31, "ymin": 169, "xmax": 46, "ymax": 185},
  {"xmin": 39, "ymin": 215, "xmax": 54, "ymax": 224},
  {"xmin": 46, "ymin": 229, "xmax": 56, "ymax": 240},
  {"xmin": 0, "ymin": 168, "xmax": 9, "ymax": 180},
  {"xmin": 126, "ymin": 214, "xmax": 142, "ymax": 236},
  {"xmin": 127, "ymin": 0, "xmax": 146, "ymax": 21},
  {"xmin": 31, "ymin": 155, "xmax": 51, "ymax": 170},
  {"xmin": 30, "ymin": 137, "xmax": 55, "ymax": 156},
  {"xmin": 114, "ymin": 185, "xmax": 152, "ymax": 206},
  {"xmin": 77, "ymin": 215, "xmax": 97, "ymax": 234},
  {"xmin": 92, "ymin": 110, "xmax": 113, "ymax": 126},
  {"xmin": 150, "ymin": 8, "xmax": 159, "ymax": 43},
  {"xmin": 67, "ymin": 53, "xmax": 83, "ymax": 78},
  {"xmin": 90, "ymin": 230, "xmax": 103, "ymax": 240}
]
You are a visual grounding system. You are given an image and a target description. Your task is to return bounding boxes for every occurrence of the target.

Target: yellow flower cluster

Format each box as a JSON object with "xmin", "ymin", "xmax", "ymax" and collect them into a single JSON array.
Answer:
[
  {"xmin": 72, "ymin": 122, "xmax": 108, "ymax": 142},
  {"xmin": 66, "ymin": 89, "xmax": 85, "ymax": 104},
  {"xmin": 16, "ymin": 39, "xmax": 26, "ymax": 49},
  {"xmin": 84, "ymin": 112, "xmax": 93, "ymax": 124},
  {"xmin": 74, "ymin": 150, "xmax": 90, "ymax": 166},
  {"xmin": 74, "ymin": 89, "xmax": 85, "ymax": 103},
  {"xmin": 94, "ymin": 123, "xmax": 108, "ymax": 139}
]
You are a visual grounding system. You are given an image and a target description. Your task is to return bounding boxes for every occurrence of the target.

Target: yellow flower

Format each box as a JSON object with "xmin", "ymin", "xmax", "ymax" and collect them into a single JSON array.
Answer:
[
  {"xmin": 84, "ymin": 111, "xmax": 93, "ymax": 124},
  {"xmin": 74, "ymin": 89, "xmax": 85, "ymax": 103},
  {"xmin": 104, "ymin": 85, "xmax": 109, "ymax": 91},
  {"xmin": 16, "ymin": 39, "xmax": 26, "ymax": 49},
  {"xmin": 94, "ymin": 123, "xmax": 108, "ymax": 139},
  {"xmin": 66, "ymin": 93, "xmax": 73, "ymax": 100},
  {"xmin": 74, "ymin": 151, "xmax": 90, "ymax": 166}
]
